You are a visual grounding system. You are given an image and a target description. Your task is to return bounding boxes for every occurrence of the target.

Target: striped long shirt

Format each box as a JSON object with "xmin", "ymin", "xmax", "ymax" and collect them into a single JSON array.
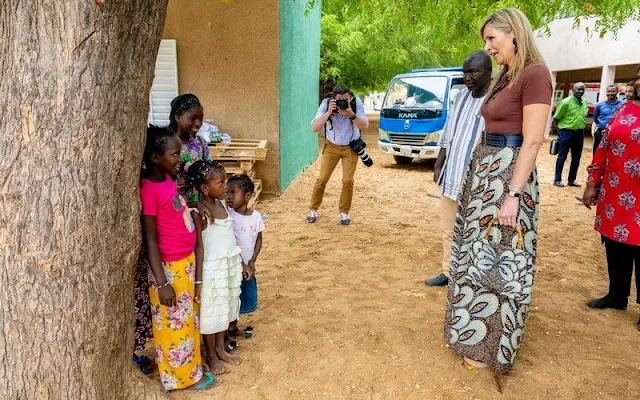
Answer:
[{"xmin": 437, "ymin": 88, "xmax": 486, "ymax": 201}]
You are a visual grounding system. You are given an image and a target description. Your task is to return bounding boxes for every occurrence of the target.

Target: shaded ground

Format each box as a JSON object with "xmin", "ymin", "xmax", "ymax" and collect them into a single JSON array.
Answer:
[{"xmin": 178, "ymin": 134, "xmax": 639, "ymax": 399}]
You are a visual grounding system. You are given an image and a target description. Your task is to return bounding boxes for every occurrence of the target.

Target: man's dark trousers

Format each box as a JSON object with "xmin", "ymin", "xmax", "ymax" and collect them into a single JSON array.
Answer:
[
  {"xmin": 554, "ymin": 128, "xmax": 584, "ymax": 184},
  {"xmin": 593, "ymin": 128, "xmax": 604, "ymax": 152}
]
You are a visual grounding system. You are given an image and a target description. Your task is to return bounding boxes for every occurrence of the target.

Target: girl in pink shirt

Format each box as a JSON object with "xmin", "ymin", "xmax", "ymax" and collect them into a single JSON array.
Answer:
[{"xmin": 140, "ymin": 126, "xmax": 218, "ymax": 391}]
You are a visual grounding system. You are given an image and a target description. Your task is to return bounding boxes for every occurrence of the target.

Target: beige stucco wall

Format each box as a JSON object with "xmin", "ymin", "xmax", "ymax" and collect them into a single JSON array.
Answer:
[
  {"xmin": 535, "ymin": 18, "xmax": 640, "ymax": 73},
  {"xmin": 163, "ymin": 0, "xmax": 280, "ymax": 194}
]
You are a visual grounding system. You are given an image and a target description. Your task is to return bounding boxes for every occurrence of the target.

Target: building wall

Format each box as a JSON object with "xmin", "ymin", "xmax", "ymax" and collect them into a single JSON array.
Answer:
[
  {"xmin": 535, "ymin": 18, "xmax": 640, "ymax": 72},
  {"xmin": 163, "ymin": 0, "xmax": 281, "ymax": 193},
  {"xmin": 279, "ymin": 1, "xmax": 322, "ymax": 191}
]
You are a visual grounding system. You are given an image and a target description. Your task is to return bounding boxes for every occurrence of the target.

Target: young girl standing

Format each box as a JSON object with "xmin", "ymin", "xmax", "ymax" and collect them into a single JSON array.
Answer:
[
  {"xmin": 226, "ymin": 175, "xmax": 264, "ymax": 333},
  {"xmin": 187, "ymin": 160, "xmax": 243, "ymax": 375},
  {"xmin": 140, "ymin": 126, "xmax": 218, "ymax": 391}
]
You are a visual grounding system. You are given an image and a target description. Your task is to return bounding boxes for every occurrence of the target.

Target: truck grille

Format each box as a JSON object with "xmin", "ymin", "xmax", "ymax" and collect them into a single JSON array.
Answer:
[{"xmin": 389, "ymin": 133, "xmax": 427, "ymax": 146}]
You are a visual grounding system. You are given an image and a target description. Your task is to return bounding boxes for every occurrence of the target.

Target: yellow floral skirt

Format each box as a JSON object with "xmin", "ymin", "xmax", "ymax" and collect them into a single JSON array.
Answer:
[{"xmin": 149, "ymin": 253, "xmax": 203, "ymax": 391}]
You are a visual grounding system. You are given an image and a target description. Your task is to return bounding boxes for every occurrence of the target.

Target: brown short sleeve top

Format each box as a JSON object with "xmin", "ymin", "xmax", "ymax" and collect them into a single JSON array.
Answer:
[{"xmin": 481, "ymin": 63, "xmax": 553, "ymax": 134}]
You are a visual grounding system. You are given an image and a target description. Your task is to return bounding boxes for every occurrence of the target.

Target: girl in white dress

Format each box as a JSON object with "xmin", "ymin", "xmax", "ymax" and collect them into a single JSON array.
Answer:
[{"xmin": 187, "ymin": 160, "xmax": 243, "ymax": 375}]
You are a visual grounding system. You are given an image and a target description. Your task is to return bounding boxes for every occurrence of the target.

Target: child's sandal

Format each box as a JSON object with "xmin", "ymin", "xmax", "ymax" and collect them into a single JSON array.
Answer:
[
  {"xmin": 133, "ymin": 354, "xmax": 154, "ymax": 375},
  {"xmin": 225, "ymin": 340, "xmax": 239, "ymax": 353},
  {"xmin": 229, "ymin": 326, "xmax": 253, "ymax": 339}
]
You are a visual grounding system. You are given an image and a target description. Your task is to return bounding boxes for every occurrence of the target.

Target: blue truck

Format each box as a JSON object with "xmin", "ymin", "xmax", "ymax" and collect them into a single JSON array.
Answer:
[{"xmin": 377, "ymin": 67, "xmax": 465, "ymax": 164}]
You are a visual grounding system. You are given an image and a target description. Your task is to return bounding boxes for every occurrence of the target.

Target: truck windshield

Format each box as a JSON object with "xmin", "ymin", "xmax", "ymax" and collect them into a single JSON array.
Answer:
[{"xmin": 383, "ymin": 76, "xmax": 448, "ymax": 111}]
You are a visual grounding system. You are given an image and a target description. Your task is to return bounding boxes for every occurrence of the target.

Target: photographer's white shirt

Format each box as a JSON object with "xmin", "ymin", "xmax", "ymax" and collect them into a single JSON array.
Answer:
[{"xmin": 313, "ymin": 97, "xmax": 368, "ymax": 146}]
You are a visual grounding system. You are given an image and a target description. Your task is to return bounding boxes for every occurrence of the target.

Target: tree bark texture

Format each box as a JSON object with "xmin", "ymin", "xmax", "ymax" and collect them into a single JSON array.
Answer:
[{"xmin": 0, "ymin": 1, "xmax": 169, "ymax": 398}]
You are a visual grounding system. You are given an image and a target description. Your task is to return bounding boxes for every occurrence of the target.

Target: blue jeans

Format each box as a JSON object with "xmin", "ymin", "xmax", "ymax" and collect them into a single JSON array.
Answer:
[
  {"xmin": 554, "ymin": 128, "xmax": 584, "ymax": 183},
  {"xmin": 239, "ymin": 276, "xmax": 258, "ymax": 314}
]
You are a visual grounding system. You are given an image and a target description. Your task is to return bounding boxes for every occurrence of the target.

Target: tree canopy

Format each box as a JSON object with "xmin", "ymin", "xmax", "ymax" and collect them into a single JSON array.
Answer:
[{"xmin": 315, "ymin": 0, "xmax": 640, "ymax": 92}]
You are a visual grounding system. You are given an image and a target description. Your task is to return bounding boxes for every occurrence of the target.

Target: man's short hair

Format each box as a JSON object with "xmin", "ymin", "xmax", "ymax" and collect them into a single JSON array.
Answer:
[
  {"xmin": 332, "ymin": 85, "xmax": 350, "ymax": 96},
  {"xmin": 465, "ymin": 50, "xmax": 492, "ymax": 71},
  {"xmin": 607, "ymin": 83, "xmax": 618, "ymax": 92}
]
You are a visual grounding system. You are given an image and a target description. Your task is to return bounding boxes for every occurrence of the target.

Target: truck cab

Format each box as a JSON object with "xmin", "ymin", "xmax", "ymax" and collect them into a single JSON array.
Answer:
[{"xmin": 377, "ymin": 68, "xmax": 464, "ymax": 164}]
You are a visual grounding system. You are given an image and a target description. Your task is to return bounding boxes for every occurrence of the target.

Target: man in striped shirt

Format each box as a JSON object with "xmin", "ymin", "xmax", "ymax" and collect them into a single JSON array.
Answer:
[{"xmin": 425, "ymin": 51, "xmax": 492, "ymax": 286}]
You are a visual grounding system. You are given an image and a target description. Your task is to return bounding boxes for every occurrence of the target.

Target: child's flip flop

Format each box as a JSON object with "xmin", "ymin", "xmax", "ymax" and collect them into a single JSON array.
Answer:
[{"xmin": 193, "ymin": 372, "xmax": 221, "ymax": 391}]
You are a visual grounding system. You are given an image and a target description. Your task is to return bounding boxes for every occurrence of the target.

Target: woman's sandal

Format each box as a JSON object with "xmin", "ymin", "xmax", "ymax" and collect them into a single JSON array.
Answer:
[
  {"xmin": 461, "ymin": 357, "xmax": 503, "ymax": 393},
  {"xmin": 462, "ymin": 356, "xmax": 488, "ymax": 369},
  {"xmin": 193, "ymin": 372, "xmax": 221, "ymax": 391},
  {"xmin": 228, "ymin": 326, "xmax": 253, "ymax": 339}
]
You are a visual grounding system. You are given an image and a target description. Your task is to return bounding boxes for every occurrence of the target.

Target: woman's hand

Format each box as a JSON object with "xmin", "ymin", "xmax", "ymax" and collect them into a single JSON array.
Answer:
[
  {"xmin": 499, "ymin": 195, "xmax": 520, "ymax": 227},
  {"xmin": 195, "ymin": 201, "xmax": 211, "ymax": 228},
  {"xmin": 582, "ymin": 184, "xmax": 597, "ymax": 209},
  {"xmin": 158, "ymin": 284, "xmax": 176, "ymax": 307}
]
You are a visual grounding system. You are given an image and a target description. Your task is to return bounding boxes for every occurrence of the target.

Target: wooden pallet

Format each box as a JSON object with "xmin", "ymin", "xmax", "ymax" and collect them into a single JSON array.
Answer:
[
  {"xmin": 218, "ymin": 160, "xmax": 256, "ymax": 179},
  {"xmin": 209, "ymin": 139, "xmax": 267, "ymax": 208},
  {"xmin": 209, "ymin": 139, "xmax": 267, "ymax": 161},
  {"xmin": 247, "ymin": 179, "xmax": 262, "ymax": 209}
]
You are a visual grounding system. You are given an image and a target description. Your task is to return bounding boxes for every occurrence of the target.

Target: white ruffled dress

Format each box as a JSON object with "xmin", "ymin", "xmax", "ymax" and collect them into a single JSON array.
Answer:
[{"xmin": 199, "ymin": 204, "xmax": 243, "ymax": 335}]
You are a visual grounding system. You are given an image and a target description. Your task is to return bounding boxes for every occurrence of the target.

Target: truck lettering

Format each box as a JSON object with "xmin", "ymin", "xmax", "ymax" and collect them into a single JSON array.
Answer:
[{"xmin": 399, "ymin": 112, "xmax": 418, "ymax": 119}]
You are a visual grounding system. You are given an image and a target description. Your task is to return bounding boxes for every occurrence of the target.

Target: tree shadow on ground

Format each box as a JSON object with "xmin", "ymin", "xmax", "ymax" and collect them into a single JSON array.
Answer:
[{"xmin": 380, "ymin": 159, "xmax": 436, "ymax": 172}]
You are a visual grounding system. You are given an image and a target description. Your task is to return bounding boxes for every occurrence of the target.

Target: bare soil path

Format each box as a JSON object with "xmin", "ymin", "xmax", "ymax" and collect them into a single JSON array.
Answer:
[{"xmin": 179, "ymin": 134, "xmax": 639, "ymax": 399}]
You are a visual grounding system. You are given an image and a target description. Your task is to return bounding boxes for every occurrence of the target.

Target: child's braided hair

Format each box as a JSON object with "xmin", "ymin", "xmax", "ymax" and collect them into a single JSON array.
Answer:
[
  {"xmin": 142, "ymin": 125, "xmax": 176, "ymax": 173},
  {"xmin": 227, "ymin": 174, "xmax": 255, "ymax": 195},
  {"xmin": 186, "ymin": 159, "xmax": 225, "ymax": 193}
]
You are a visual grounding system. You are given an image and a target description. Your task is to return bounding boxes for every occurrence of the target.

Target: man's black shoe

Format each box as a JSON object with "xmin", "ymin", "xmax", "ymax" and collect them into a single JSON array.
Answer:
[
  {"xmin": 568, "ymin": 181, "xmax": 582, "ymax": 187},
  {"xmin": 425, "ymin": 273, "xmax": 449, "ymax": 286},
  {"xmin": 586, "ymin": 296, "xmax": 627, "ymax": 310}
]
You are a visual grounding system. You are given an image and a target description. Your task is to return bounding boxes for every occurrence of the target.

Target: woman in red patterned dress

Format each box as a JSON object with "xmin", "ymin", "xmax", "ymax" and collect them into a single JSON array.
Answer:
[{"xmin": 582, "ymin": 67, "xmax": 640, "ymax": 331}]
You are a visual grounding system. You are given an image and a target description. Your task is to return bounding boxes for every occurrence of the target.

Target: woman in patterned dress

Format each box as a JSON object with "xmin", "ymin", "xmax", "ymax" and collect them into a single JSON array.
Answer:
[
  {"xmin": 583, "ymin": 67, "xmax": 640, "ymax": 331},
  {"xmin": 443, "ymin": 8, "xmax": 552, "ymax": 375},
  {"xmin": 169, "ymin": 94, "xmax": 212, "ymax": 203}
]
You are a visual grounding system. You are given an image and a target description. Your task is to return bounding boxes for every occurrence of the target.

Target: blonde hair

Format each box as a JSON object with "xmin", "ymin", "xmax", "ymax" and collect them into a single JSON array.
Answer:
[{"xmin": 481, "ymin": 8, "xmax": 546, "ymax": 98}]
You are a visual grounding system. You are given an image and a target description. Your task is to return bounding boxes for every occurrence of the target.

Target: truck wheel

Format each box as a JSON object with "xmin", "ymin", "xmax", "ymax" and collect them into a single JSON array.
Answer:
[{"xmin": 393, "ymin": 156, "xmax": 413, "ymax": 165}]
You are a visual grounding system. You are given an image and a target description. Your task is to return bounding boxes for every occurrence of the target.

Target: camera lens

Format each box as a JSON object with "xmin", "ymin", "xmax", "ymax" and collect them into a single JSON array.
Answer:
[{"xmin": 336, "ymin": 99, "xmax": 349, "ymax": 110}]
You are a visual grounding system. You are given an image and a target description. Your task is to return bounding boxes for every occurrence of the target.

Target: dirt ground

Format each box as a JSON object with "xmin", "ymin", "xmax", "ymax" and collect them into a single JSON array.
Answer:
[{"xmin": 178, "ymin": 134, "xmax": 639, "ymax": 399}]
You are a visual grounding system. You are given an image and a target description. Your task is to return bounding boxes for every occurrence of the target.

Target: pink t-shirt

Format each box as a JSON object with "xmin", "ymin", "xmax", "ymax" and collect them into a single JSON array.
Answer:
[{"xmin": 140, "ymin": 176, "xmax": 196, "ymax": 262}]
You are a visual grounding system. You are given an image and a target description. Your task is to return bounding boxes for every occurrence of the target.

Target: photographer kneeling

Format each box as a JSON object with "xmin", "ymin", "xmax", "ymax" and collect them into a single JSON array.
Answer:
[{"xmin": 307, "ymin": 85, "xmax": 370, "ymax": 225}]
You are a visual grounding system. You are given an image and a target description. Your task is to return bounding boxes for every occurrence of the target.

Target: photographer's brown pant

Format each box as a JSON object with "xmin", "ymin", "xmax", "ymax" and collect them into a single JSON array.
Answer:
[{"xmin": 309, "ymin": 141, "xmax": 358, "ymax": 213}]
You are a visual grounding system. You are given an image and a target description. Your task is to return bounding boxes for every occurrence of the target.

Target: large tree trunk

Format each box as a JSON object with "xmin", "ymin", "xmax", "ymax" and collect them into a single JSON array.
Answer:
[{"xmin": 0, "ymin": 1, "xmax": 169, "ymax": 398}]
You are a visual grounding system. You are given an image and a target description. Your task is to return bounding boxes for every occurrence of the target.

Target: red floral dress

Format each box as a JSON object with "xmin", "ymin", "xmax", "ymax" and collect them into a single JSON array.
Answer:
[{"xmin": 587, "ymin": 102, "xmax": 640, "ymax": 245}]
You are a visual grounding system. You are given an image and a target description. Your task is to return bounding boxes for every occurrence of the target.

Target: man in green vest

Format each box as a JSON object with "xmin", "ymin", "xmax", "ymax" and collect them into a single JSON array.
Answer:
[{"xmin": 553, "ymin": 82, "xmax": 588, "ymax": 187}]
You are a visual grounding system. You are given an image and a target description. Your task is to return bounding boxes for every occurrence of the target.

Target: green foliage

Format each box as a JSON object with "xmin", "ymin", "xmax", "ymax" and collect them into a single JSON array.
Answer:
[{"xmin": 316, "ymin": 0, "xmax": 640, "ymax": 92}]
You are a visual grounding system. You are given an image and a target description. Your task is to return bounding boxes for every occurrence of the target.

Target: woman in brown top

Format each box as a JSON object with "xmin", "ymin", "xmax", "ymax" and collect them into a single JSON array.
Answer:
[{"xmin": 444, "ymin": 8, "xmax": 552, "ymax": 375}]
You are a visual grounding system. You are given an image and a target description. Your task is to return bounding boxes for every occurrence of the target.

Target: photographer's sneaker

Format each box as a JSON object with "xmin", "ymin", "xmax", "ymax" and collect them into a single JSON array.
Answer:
[
  {"xmin": 339, "ymin": 212, "xmax": 352, "ymax": 226},
  {"xmin": 306, "ymin": 210, "xmax": 318, "ymax": 223}
]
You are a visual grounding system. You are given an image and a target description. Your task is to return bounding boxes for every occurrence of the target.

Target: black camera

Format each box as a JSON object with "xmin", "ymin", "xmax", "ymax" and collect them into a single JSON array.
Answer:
[
  {"xmin": 335, "ymin": 99, "xmax": 350, "ymax": 110},
  {"xmin": 349, "ymin": 138, "xmax": 373, "ymax": 167}
]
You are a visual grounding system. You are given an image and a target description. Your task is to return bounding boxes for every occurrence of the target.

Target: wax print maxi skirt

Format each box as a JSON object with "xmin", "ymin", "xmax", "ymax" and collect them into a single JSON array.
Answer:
[
  {"xmin": 149, "ymin": 253, "xmax": 203, "ymax": 391},
  {"xmin": 444, "ymin": 143, "xmax": 539, "ymax": 375}
]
